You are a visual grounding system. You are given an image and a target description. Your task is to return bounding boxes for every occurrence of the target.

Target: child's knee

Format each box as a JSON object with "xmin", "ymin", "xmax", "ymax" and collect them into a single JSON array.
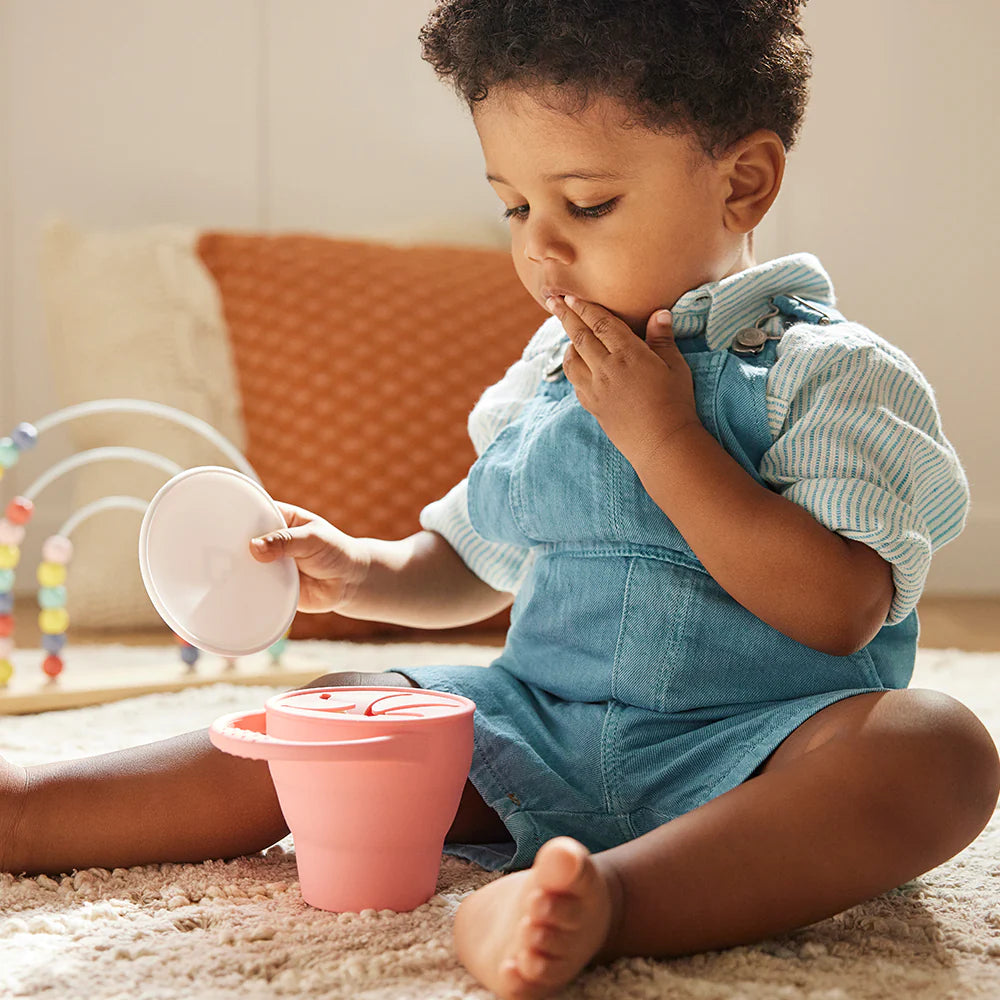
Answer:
[{"xmin": 887, "ymin": 689, "xmax": 999, "ymax": 841}]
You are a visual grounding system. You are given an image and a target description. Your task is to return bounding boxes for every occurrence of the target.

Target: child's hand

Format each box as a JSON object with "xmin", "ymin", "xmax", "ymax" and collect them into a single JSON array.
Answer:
[
  {"xmin": 547, "ymin": 295, "xmax": 700, "ymax": 463},
  {"xmin": 249, "ymin": 503, "xmax": 370, "ymax": 613}
]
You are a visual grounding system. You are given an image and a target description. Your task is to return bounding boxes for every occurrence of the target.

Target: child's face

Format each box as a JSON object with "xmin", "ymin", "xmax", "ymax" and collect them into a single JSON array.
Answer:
[{"xmin": 474, "ymin": 89, "xmax": 747, "ymax": 335}]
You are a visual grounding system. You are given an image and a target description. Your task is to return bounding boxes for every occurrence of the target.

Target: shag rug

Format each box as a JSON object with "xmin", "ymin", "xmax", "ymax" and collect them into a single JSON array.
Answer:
[{"xmin": 1, "ymin": 642, "xmax": 999, "ymax": 999}]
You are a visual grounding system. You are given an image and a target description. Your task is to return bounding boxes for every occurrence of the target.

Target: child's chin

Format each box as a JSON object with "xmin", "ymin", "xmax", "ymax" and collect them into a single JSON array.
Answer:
[{"xmin": 619, "ymin": 314, "xmax": 647, "ymax": 338}]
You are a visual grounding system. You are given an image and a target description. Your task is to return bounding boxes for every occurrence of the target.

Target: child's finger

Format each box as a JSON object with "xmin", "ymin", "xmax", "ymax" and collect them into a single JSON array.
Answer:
[
  {"xmin": 249, "ymin": 526, "xmax": 323, "ymax": 563},
  {"xmin": 272, "ymin": 501, "xmax": 316, "ymax": 529},
  {"xmin": 249, "ymin": 531, "xmax": 292, "ymax": 562},
  {"xmin": 563, "ymin": 295, "xmax": 635, "ymax": 351},
  {"xmin": 643, "ymin": 309, "xmax": 682, "ymax": 363},
  {"xmin": 546, "ymin": 296, "xmax": 606, "ymax": 370}
]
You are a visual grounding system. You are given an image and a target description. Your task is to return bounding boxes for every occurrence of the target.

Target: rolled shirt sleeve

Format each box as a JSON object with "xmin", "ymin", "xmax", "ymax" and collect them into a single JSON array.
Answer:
[
  {"xmin": 760, "ymin": 320, "xmax": 970, "ymax": 624},
  {"xmin": 419, "ymin": 317, "xmax": 564, "ymax": 593}
]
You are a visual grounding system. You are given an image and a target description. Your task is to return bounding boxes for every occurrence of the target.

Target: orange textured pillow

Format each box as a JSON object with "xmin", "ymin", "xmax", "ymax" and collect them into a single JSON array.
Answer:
[{"xmin": 196, "ymin": 232, "xmax": 547, "ymax": 640}]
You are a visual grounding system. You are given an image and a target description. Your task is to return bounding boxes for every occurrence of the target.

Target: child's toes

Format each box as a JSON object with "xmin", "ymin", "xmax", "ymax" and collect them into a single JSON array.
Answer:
[
  {"xmin": 532, "ymin": 836, "xmax": 589, "ymax": 893},
  {"xmin": 528, "ymin": 888, "xmax": 583, "ymax": 930},
  {"xmin": 514, "ymin": 943, "xmax": 583, "ymax": 992},
  {"xmin": 517, "ymin": 949, "xmax": 549, "ymax": 981},
  {"xmin": 527, "ymin": 919, "xmax": 580, "ymax": 957},
  {"xmin": 499, "ymin": 950, "xmax": 564, "ymax": 999},
  {"xmin": 510, "ymin": 912, "xmax": 587, "ymax": 990}
]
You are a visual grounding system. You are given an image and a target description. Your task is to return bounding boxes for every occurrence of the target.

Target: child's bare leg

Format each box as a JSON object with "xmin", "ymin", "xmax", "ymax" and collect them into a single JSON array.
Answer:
[
  {"xmin": 2, "ymin": 728, "xmax": 287, "ymax": 875},
  {"xmin": 454, "ymin": 689, "xmax": 1000, "ymax": 1000},
  {"xmin": 0, "ymin": 669, "xmax": 424, "ymax": 876}
]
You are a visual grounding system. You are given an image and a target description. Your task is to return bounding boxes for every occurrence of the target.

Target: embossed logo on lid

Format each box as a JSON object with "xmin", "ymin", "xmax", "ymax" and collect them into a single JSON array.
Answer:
[{"xmin": 271, "ymin": 687, "xmax": 472, "ymax": 721}]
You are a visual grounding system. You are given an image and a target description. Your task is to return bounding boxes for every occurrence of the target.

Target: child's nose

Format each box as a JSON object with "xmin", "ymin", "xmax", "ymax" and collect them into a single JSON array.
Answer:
[{"xmin": 523, "ymin": 217, "xmax": 573, "ymax": 265}]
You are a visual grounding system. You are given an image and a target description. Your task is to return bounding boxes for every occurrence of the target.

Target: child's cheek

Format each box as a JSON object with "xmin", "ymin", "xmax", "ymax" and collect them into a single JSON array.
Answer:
[{"xmin": 511, "ymin": 253, "xmax": 538, "ymax": 304}]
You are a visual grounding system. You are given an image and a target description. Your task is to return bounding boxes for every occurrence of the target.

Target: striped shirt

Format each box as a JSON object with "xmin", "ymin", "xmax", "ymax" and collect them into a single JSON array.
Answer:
[{"xmin": 420, "ymin": 253, "xmax": 969, "ymax": 625}]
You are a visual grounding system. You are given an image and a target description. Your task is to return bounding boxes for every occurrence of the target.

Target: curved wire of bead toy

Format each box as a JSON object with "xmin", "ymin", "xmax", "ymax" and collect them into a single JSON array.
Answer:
[{"xmin": 0, "ymin": 399, "xmax": 290, "ymax": 687}]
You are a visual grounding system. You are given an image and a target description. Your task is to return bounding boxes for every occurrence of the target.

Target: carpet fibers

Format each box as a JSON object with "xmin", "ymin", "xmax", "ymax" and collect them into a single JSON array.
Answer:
[{"xmin": 1, "ymin": 643, "xmax": 998, "ymax": 999}]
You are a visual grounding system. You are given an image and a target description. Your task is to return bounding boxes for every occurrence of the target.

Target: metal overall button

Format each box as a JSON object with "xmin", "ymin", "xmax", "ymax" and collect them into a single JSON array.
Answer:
[
  {"xmin": 731, "ymin": 302, "xmax": 783, "ymax": 355},
  {"xmin": 732, "ymin": 327, "xmax": 768, "ymax": 352}
]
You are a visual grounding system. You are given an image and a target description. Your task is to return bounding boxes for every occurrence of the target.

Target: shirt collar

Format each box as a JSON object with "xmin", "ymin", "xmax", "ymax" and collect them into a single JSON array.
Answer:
[{"xmin": 670, "ymin": 253, "xmax": 837, "ymax": 352}]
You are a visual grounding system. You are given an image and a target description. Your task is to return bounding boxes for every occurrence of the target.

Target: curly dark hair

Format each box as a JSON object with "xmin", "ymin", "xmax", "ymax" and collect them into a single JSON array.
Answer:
[{"xmin": 419, "ymin": 0, "xmax": 812, "ymax": 155}]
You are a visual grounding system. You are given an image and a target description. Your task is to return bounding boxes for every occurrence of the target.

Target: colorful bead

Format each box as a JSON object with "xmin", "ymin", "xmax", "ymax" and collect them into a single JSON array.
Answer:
[
  {"xmin": 0, "ymin": 520, "xmax": 25, "ymax": 546},
  {"xmin": 42, "ymin": 655, "xmax": 63, "ymax": 679},
  {"xmin": 0, "ymin": 544, "xmax": 21, "ymax": 571},
  {"xmin": 0, "ymin": 659, "xmax": 12, "ymax": 686},
  {"xmin": 37, "ymin": 562, "xmax": 67, "ymax": 588},
  {"xmin": 5, "ymin": 497, "xmax": 33, "ymax": 526},
  {"xmin": 0, "ymin": 637, "xmax": 12, "ymax": 658},
  {"xmin": 0, "ymin": 569, "xmax": 14, "ymax": 591},
  {"xmin": 38, "ymin": 585, "xmax": 67, "ymax": 609},
  {"xmin": 179, "ymin": 644, "xmax": 200, "ymax": 666},
  {"xmin": 0, "ymin": 614, "xmax": 12, "ymax": 637},
  {"xmin": 38, "ymin": 607, "xmax": 69, "ymax": 635},
  {"xmin": 0, "ymin": 593, "xmax": 12, "ymax": 615},
  {"xmin": 0, "ymin": 438, "xmax": 19, "ymax": 469},
  {"xmin": 41, "ymin": 535, "xmax": 73, "ymax": 564},
  {"xmin": 42, "ymin": 632, "xmax": 67, "ymax": 654},
  {"xmin": 10, "ymin": 422, "xmax": 38, "ymax": 451}
]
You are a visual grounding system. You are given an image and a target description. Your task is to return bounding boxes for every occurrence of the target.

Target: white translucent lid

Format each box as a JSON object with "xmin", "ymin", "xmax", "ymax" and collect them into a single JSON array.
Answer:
[
  {"xmin": 269, "ymin": 688, "xmax": 475, "ymax": 721},
  {"xmin": 138, "ymin": 466, "xmax": 299, "ymax": 657}
]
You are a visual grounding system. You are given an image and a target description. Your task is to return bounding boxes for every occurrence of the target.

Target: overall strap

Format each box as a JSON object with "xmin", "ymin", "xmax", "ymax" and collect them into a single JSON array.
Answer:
[{"xmin": 772, "ymin": 294, "xmax": 845, "ymax": 327}]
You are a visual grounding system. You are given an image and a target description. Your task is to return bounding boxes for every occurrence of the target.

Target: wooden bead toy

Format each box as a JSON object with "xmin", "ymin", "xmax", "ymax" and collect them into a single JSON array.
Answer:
[{"xmin": 0, "ymin": 401, "xmax": 284, "ymax": 691}]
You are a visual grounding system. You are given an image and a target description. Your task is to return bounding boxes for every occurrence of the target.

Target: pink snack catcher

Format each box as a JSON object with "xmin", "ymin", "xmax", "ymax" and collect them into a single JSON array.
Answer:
[
  {"xmin": 210, "ymin": 686, "xmax": 475, "ymax": 913},
  {"xmin": 138, "ymin": 467, "xmax": 476, "ymax": 913}
]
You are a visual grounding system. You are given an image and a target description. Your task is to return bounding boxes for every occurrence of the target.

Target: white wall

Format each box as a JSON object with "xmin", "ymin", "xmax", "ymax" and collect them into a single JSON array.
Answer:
[
  {"xmin": 776, "ymin": 1, "xmax": 1000, "ymax": 595},
  {"xmin": 0, "ymin": 0, "xmax": 503, "ymax": 589},
  {"xmin": 0, "ymin": 0, "xmax": 997, "ymax": 595}
]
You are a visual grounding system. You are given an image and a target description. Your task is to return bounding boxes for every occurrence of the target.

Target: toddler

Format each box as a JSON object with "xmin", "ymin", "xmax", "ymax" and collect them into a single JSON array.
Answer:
[{"xmin": 3, "ymin": 3, "xmax": 999, "ymax": 999}]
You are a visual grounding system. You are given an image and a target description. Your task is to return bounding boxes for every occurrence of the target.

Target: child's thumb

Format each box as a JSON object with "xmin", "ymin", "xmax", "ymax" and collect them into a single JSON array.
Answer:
[
  {"xmin": 249, "ymin": 530, "xmax": 297, "ymax": 562},
  {"xmin": 644, "ymin": 309, "xmax": 677, "ymax": 358}
]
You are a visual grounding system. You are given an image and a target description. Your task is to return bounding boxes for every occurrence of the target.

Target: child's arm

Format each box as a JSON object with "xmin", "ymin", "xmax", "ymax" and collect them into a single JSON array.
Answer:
[
  {"xmin": 251, "ymin": 504, "xmax": 513, "ymax": 629},
  {"xmin": 635, "ymin": 422, "xmax": 893, "ymax": 656},
  {"xmin": 549, "ymin": 295, "xmax": 893, "ymax": 657},
  {"xmin": 344, "ymin": 530, "xmax": 515, "ymax": 627}
]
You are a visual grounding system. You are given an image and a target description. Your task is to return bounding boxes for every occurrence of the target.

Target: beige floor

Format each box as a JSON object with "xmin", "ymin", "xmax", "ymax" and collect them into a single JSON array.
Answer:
[{"xmin": 13, "ymin": 595, "xmax": 1000, "ymax": 651}]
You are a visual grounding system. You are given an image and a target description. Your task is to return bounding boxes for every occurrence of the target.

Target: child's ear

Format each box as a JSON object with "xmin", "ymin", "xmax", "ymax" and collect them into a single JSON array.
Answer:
[{"xmin": 720, "ymin": 130, "xmax": 786, "ymax": 234}]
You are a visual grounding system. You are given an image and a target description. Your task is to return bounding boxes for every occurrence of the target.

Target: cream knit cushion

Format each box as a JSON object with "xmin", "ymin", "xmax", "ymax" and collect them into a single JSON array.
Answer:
[
  {"xmin": 194, "ymin": 231, "xmax": 543, "ymax": 640},
  {"xmin": 39, "ymin": 220, "xmax": 246, "ymax": 629}
]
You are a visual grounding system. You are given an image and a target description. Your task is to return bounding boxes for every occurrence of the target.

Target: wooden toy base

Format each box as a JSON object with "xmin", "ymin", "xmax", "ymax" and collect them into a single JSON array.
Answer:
[
  {"xmin": 0, "ymin": 639, "xmax": 502, "ymax": 715},
  {"xmin": 0, "ymin": 653, "xmax": 327, "ymax": 715}
]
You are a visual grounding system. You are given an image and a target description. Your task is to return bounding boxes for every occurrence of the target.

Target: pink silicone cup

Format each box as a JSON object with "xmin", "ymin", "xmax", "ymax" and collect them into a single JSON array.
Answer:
[
  {"xmin": 209, "ymin": 710, "xmax": 417, "ymax": 761},
  {"xmin": 209, "ymin": 686, "xmax": 475, "ymax": 913}
]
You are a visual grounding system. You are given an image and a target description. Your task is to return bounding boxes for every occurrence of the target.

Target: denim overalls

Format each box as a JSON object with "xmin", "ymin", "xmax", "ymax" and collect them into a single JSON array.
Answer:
[{"xmin": 402, "ymin": 295, "xmax": 917, "ymax": 871}]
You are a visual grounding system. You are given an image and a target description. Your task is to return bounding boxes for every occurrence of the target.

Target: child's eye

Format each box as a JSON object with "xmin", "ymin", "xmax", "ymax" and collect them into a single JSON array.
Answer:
[
  {"xmin": 502, "ymin": 204, "xmax": 529, "ymax": 221},
  {"xmin": 501, "ymin": 197, "xmax": 620, "ymax": 223},
  {"xmin": 569, "ymin": 197, "xmax": 620, "ymax": 219}
]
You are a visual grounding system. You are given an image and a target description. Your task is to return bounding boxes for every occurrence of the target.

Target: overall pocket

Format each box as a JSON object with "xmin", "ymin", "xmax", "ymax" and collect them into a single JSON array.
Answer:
[{"xmin": 612, "ymin": 555, "xmax": 885, "ymax": 714}]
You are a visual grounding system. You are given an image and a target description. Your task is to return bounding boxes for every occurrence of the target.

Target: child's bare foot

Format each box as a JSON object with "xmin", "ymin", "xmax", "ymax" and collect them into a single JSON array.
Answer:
[
  {"xmin": 0, "ymin": 755, "xmax": 29, "ymax": 873},
  {"xmin": 453, "ymin": 836, "xmax": 619, "ymax": 1000}
]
